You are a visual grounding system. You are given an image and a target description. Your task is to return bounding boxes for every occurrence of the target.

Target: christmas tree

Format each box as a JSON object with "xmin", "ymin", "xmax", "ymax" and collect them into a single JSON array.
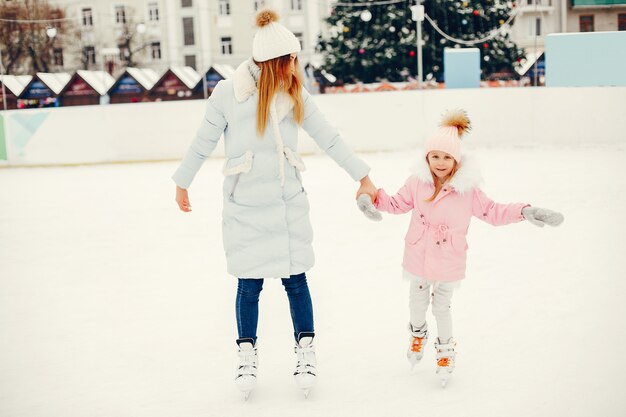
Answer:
[{"xmin": 317, "ymin": 0, "xmax": 525, "ymax": 83}]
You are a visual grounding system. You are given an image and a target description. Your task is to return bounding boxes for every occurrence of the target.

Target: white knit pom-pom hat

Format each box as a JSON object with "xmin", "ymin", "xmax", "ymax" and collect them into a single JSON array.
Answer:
[
  {"xmin": 252, "ymin": 9, "xmax": 301, "ymax": 62},
  {"xmin": 424, "ymin": 109, "xmax": 472, "ymax": 162}
]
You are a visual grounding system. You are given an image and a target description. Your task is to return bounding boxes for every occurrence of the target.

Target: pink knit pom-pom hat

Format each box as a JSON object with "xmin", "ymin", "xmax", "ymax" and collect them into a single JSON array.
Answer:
[{"xmin": 424, "ymin": 109, "xmax": 472, "ymax": 162}]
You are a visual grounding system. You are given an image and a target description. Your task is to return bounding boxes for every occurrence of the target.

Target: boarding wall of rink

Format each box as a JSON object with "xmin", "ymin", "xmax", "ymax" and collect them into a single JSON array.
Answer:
[{"xmin": 1, "ymin": 86, "xmax": 625, "ymax": 166}]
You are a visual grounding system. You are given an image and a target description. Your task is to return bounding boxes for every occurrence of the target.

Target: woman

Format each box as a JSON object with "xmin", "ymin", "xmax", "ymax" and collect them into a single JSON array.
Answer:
[{"xmin": 172, "ymin": 10, "xmax": 377, "ymax": 398}]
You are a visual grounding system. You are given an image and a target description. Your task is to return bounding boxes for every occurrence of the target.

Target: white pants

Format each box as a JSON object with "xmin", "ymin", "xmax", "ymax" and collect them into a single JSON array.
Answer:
[{"xmin": 409, "ymin": 279, "xmax": 456, "ymax": 342}]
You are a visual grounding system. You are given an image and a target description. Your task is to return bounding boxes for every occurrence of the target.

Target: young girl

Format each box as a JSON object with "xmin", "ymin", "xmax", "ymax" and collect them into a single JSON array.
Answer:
[
  {"xmin": 172, "ymin": 10, "xmax": 377, "ymax": 399},
  {"xmin": 369, "ymin": 110, "xmax": 563, "ymax": 387}
]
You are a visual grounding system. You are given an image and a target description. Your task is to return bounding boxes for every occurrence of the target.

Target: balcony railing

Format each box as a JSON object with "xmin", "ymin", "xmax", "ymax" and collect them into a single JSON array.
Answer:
[{"xmin": 572, "ymin": 0, "xmax": 626, "ymax": 6}]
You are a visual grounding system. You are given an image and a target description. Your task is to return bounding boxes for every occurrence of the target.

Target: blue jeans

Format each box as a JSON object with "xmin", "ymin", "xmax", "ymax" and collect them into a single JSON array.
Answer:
[{"xmin": 236, "ymin": 272, "xmax": 314, "ymax": 344}]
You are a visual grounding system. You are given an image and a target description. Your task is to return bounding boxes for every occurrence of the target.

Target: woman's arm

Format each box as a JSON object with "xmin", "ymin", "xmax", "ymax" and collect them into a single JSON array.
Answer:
[
  {"xmin": 300, "ymin": 89, "xmax": 371, "ymax": 185},
  {"xmin": 172, "ymin": 81, "xmax": 229, "ymax": 190}
]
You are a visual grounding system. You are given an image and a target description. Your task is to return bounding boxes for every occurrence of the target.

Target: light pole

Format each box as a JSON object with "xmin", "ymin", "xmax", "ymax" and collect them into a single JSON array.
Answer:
[
  {"xmin": 410, "ymin": 2, "xmax": 425, "ymax": 89},
  {"xmin": 0, "ymin": 47, "xmax": 7, "ymax": 111}
]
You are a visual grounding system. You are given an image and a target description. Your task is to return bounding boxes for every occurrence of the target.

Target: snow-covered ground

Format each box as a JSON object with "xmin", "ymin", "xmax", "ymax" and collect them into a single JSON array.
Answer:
[{"xmin": 1, "ymin": 145, "xmax": 625, "ymax": 417}]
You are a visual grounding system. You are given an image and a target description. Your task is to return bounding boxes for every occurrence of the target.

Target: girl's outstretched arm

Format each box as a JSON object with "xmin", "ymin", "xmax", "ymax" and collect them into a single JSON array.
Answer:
[
  {"xmin": 374, "ymin": 176, "xmax": 416, "ymax": 215},
  {"xmin": 472, "ymin": 188, "xmax": 528, "ymax": 226}
]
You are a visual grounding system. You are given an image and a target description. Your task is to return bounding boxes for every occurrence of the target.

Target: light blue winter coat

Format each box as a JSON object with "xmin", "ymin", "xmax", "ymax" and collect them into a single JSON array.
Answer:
[{"xmin": 172, "ymin": 59, "xmax": 370, "ymax": 279}]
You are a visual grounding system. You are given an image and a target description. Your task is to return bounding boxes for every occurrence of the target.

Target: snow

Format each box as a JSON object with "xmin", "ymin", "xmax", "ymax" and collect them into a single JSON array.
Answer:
[
  {"xmin": 0, "ymin": 75, "xmax": 33, "ymax": 96},
  {"xmin": 210, "ymin": 64, "xmax": 236, "ymax": 79},
  {"xmin": 37, "ymin": 72, "xmax": 72, "ymax": 95},
  {"xmin": 1, "ymin": 143, "xmax": 625, "ymax": 417},
  {"xmin": 76, "ymin": 70, "xmax": 116, "ymax": 96},
  {"xmin": 170, "ymin": 66, "xmax": 201, "ymax": 89},
  {"xmin": 125, "ymin": 68, "xmax": 160, "ymax": 90}
]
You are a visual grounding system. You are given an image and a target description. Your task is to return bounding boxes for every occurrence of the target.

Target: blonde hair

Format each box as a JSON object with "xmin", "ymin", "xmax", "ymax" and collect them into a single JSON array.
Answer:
[
  {"xmin": 425, "ymin": 156, "xmax": 459, "ymax": 202},
  {"xmin": 255, "ymin": 54, "xmax": 305, "ymax": 136}
]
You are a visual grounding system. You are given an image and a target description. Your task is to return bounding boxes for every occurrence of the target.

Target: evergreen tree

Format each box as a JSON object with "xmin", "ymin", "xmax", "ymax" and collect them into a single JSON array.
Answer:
[{"xmin": 317, "ymin": 0, "xmax": 525, "ymax": 83}]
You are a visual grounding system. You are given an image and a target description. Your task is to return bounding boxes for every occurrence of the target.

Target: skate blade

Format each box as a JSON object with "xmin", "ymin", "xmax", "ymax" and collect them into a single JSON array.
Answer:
[{"xmin": 407, "ymin": 356, "xmax": 422, "ymax": 370}]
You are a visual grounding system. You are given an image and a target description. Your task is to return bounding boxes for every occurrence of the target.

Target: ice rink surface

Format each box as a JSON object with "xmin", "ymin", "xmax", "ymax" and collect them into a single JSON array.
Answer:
[{"xmin": 1, "ymin": 145, "xmax": 625, "ymax": 417}]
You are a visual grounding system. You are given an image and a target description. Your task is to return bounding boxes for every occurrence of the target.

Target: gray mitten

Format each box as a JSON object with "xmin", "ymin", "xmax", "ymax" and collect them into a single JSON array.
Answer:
[
  {"xmin": 357, "ymin": 194, "xmax": 382, "ymax": 222},
  {"xmin": 522, "ymin": 206, "xmax": 564, "ymax": 228}
]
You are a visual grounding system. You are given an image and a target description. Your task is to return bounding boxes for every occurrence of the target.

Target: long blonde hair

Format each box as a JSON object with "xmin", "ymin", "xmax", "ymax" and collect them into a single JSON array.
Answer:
[
  {"xmin": 425, "ymin": 157, "xmax": 459, "ymax": 202},
  {"xmin": 255, "ymin": 54, "xmax": 305, "ymax": 136}
]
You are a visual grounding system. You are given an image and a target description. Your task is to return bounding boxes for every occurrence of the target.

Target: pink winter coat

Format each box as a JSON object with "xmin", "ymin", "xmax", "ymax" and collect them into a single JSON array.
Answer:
[{"xmin": 375, "ymin": 155, "xmax": 528, "ymax": 282}]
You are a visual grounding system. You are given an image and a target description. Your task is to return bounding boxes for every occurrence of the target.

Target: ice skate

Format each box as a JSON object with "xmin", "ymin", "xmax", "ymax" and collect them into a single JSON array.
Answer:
[
  {"xmin": 434, "ymin": 337, "xmax": 456, "ymax": 388},
  {"xmin": 407, "ymin": 322, "xmax": 429, "ymax": 369},
  {"xmin": 235, "ymin": 338, "xmax": 258, "ymax": 400},
  {"xmin": 294, "ymin": 332, "xmax": 316, "ymax": 397}
]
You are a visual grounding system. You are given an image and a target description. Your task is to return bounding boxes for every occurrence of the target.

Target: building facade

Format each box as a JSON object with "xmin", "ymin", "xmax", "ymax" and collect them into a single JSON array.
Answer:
[
  {"xmin": 43, "ymin": 0, "xmax": 327, "ymax": 77},
  {"xmin": 567, "ymin": 0, "xmax": 626, "ymax": 32}
]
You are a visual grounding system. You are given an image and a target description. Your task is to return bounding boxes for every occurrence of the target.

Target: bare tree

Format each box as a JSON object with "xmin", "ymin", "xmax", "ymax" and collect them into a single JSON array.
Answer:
[
  {"xmin": 0, "ymin": 0, "xmax": 70, "ymax": 74},
  {"xmin": 116, "ymin": 8, "xmax": 148, "ymax": 68}
]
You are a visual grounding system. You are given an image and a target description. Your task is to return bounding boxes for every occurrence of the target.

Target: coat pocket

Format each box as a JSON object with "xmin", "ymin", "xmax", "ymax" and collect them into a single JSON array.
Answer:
[
  {"xmin": 223, "ymin": 151, "xmax": 254, "ymax": 176},
  {"xmin": 223, "ymin": 151, "xmax": 254, "ymax": 201},
  {"xmin": 284, "ymin": 147, "xmax": 306, "ymax": 189},
  {"xmin": 449, "ymin": 234, "xmax": 468, "ymax": 253},
  {"xmin": 284, "ymin": 147, "xmax": 306, "ymax": 172}
]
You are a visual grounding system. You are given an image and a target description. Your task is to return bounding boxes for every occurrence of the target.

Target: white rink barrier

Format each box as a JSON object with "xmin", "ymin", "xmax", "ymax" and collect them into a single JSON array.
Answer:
[{"xmin": 0, "ymin": 86, "xmax": 624, "ymax": 166}]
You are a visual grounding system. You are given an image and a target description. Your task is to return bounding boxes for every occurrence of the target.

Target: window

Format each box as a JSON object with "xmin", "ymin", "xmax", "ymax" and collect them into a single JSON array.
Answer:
[
  {"xmin": 53, "ymin": 48, "xmax": 64, "ymax": 66},
  {"xmin": 118, "ymin": 45, "xmax": 130, "ymax": 62},
  {"xmin": 185, "ymin": 55, "xmax": 197, "ymax": 69},
  {"xmin": 183, "ymin": 17, "xmax": 195, "ymax": 45},
  {"xmin": 148, "ymin": 2, "xmax": 159, "ymax": 21},
  {"xmin": 527, "ymin": 0, "xmax": 551, "ymax": 6},
  {"xmin": 6, "ymin": 12, "xmax": 17, "ymax": 31},
  {"xmin": 82, "ymin": 8, "xmax": 93, "ymax": 27},
  {"xmin": 294, "ymin": 32, "xmax": 303, "ymax": 49},
  {"xmin": 181, "ymin": 0, "xmax": 192, "ymax": 7},
  {"xmin": 291, "ymin": 0, "xmax": 303, "ymax": 11},
  {"xmin": 580, "ymin": 15, "xmax": 594, "ymax": 32},
  {"xmin": 535, "ymin": 17, "xmax": 541, "ymax": 36},
  {"xmin": 151, "ymin": 42, "xmax": 161, "ymax": 60},
  {"xmin": 529, "ymin": 17, "xmax": 542, "ymax": 36},
  {"xmin": 50, "ymin": 11, "xmax": 62, "ymax": 29},
  {"xmin": 619, "ymin": 14, "xmax": 626, "ymax": 31},
  {"xmin": 115, "ymin": 5, "xmax": 127, "ymax": 24},
  {"xmin": 220, "ymin": 36, "xmax": 233, "ymax": 55},
  {"xmin": 219, "ymin": 0, "xmax": 231, "ymax": 15},
  {"xmin": 83, "ymin": 46, "xmax": 96, "ymax": 65},
  {"xmin": 254, "ymin": 0, "xmax": 265, "ymax": 11}
]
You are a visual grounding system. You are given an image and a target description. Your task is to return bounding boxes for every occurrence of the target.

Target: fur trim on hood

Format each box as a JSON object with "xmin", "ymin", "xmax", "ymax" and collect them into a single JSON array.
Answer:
[{"xmin": 411, "ymin": 151, "xmax": 483, "ymax": 195}]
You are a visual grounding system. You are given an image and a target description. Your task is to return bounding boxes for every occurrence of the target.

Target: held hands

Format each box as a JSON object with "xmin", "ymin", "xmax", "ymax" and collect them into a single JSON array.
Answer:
[
  {"xmin": 356, "ymin": 175, "xmax": 382, "ymax": 221},
  {"xmin": 357, "ymin": 194, "xmax": 382, "ymax": 221},
  {"xmin": 175, "ymin": 186, "xmax": 192, "ymax": 212},
  {"xmin": 522, "ymin": 206, "xmax": 564, "ymax": 228}
]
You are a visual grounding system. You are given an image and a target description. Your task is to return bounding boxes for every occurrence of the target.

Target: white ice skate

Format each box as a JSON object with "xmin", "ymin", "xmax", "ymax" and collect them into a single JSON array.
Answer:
[
  {"xmin": 407, "ymin": 322, "xmax": 429, "ymax": 369},
  {"xmin": 294, "ymin": 333, "xmax": 317, "ymax": 398},
  {"xmin": 235, "ymin": 339, "xmax": 258, "ymax": 400},
  {"xmin": 434, "ymin": 338, "xmax": 456, "ymax": 388}
]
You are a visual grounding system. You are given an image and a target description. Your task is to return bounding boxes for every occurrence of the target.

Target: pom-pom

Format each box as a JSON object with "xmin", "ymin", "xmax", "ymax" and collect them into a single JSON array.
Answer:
[
  {"xmin": 440, "ymin": 109, "xmax": 471, "ymax": 137},
  {"xmin": 256, "ymin": 9, "xmax": 279, "ymax": 27}
]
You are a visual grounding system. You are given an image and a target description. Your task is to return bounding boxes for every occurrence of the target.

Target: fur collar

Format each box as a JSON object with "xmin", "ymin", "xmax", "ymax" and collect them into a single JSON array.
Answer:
[
  {"xmin": 412, "ymin": 151, "xmax": 483, "ymax": 194},
  {"xmin": 232, "ymin": 58, "xmax": 293, "ymax": 122}
]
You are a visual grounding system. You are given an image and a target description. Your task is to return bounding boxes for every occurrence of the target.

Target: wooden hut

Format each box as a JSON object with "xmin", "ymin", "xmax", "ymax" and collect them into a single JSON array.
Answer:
[
  {"xmin": 58, "ymin": 70, "xmax": 115, "ymax": 106},
  {"xmin": 18, "ymin": 73, "xmax": 71, "ymax": 108},
  {"xmin": 107, "ymin": 68, "xmax": 159, "ymax": 104},
  {"xmin": 0, "ymin": 75, "xmax": 32, "ymax": 110},
  {"xmin": 148, "ymin": 66, "xmax": 200, "ymax": 101},
  {"xmin": 193, "ymin": 64, "xmax": 235, "ymax": 98}
]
